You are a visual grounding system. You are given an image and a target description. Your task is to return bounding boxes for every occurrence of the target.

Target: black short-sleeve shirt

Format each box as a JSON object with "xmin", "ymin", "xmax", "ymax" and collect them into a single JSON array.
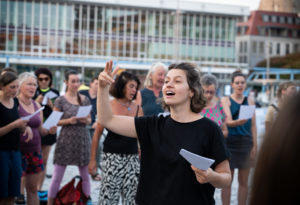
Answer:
[
  {"xmin": 134, "ymin": 115, "xmax": 230, "ymax": 205},
  {"xmin": 0, "ymin": 98, "xmax": 21, "ymax": 151}
]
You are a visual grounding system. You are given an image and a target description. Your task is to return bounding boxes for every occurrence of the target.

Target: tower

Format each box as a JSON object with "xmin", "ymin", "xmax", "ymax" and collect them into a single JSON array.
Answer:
[{"xmin": 258, "ymin": 0, "xmax": 300, "ymax": 13}]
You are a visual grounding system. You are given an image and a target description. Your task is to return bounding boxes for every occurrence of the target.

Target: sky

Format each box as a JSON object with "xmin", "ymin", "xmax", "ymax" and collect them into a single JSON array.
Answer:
[{"xmin": 189, "ymin": 0, "xmax": 261, "ymax": 11}]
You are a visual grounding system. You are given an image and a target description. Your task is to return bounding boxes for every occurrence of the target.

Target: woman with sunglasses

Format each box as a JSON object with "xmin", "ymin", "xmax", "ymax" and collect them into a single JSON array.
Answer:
[
  {"xmin": 33, "ymin": 68, "xmax": 59, "ymax": 199},
  {"xmin": 200, "ymin": 74, "xmax": 228, "ymax": 137}
]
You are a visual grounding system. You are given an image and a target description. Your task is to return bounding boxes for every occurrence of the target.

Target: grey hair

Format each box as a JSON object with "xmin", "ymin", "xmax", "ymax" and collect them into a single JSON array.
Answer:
[
  {"xmin": 18, "ymin": 72, "xmax": 37, "ymax": 87},
  {"xmin": 144, "ymin": 62, "xmax": 167, "ymax": 87},
  {"xmin": 200, "ymin": 74, "xmax": 218, "ymax": 88}
]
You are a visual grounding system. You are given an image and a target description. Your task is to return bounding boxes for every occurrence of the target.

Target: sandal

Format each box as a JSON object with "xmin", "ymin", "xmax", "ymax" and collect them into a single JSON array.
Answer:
[
  {"xmin": 15, "ymin": 194, "xmax": 26, "ymax": 204},
  {"xmin": 91, "ymin": 172, "xmax": 101, "ymax": 181}
]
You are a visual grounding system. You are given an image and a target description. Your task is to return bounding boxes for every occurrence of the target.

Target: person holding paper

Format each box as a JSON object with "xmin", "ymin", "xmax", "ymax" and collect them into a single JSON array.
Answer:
[
  {"xmin": 200, "ymin": 74, "xmax": 228, "ymax": 137},
  {"xmin": 221, "ymin": 71, "xmax": 257, "ymax": 205},
  {"xmin": 0, "ymin": 71, "xmax": 32, "ymax": 205},
  {"xmin": 33, "ymin": 68, "xmax": 60, "ymax": 198},
  {"xmin": 89, "ymin": 71, "xmax": 143, "ymax": 205},
  {"xmin": 17, "ymin": 72, "xmax": 57, "ymax": 205},
  {"xmin": 97, "ymin": 61, "xmax": 231, "ymax": 205},
  {"xmin": 47, "ymin": 70, "xmax": 92, "ymax": 205}
]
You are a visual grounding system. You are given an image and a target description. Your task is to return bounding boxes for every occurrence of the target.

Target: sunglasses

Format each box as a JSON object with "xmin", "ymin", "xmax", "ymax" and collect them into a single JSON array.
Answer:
[{"xmin": 38, "ymin": 77, "xmax": 49, "ymax": 82}]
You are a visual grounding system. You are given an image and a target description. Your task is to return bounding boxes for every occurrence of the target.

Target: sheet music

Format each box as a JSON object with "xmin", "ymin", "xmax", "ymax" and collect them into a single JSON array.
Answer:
[
  {"xmin": 21, "ymin": 106, "xmax": 45, "ymax": 121},
  {"xmin": 42, "ymin": 91, "xmax": 58, "ymax": 105},
  {"xmin": 179, "ymin": 149, "xmax": 215, "ymax": 171},
  {"xmin": 76, "ymin": 105, "xmax": 92, "ymax": 118},
  {"xmin": 238, "ymin": 105, "xmax": 256, "ymax": 120},
  {"xmin": 42, "ymin": 111, "xmax": 63, "ymax": 130}
]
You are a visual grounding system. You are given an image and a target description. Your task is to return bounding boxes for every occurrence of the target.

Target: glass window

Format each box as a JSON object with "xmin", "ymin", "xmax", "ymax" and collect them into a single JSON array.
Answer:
[
  {"xmin": 293, "ymin": 44, "xmax": 299, "ymax": 53},
  {"xmin": 252, "ymin": 41, "xmax": 257, "ymax": 53},
  {"xmin": 276, "ymin": 43, "xmax": 280, "ymax": 54},
  {"xmin": 42, "ymin": 3, "xmax": 49, "ymax": 28},
  {"xmin": 271, "ymin": 16, "xmax": 277, "ymax": 23},
  {"xmin": 0, "ymin": 1, "xmax": 7, "ymax": 26},
  {"xmin": 263, "ymin": 15, "xmax": 269, "ymax": 22},
  {"xmin": 259, "ymin": 42, "xmax": 264, "ymax": 53},
  {"xmin": 269, "ymin": 42, "xmax": 272, "ymax": 55},
  {"xmin": 288, "ymin": 17, "xmax": 292, "ymax": 24},
  {"xmin": 286, "ymin": 43, "xmax": 290, "ymax": 54},
  {"xmin": 34, "ymin": 2, "xmax": 40, "ymax": 28},
  {"xmin": 244, "ymin": 41, "xmax": 247, "ymax": 53},
  {"xmin": 18, "ymin": 2, "xmax": 24, "ymax": 27}
]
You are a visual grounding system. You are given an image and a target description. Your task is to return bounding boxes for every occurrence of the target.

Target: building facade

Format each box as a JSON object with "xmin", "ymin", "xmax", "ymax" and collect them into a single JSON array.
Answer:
[
  {"xmin": 0, "ymin": 0, "xmax": 249, "ymax": 90},
  {"xmin": 236, "ymin": 10, "xmax": 300, "ymax": 69}
]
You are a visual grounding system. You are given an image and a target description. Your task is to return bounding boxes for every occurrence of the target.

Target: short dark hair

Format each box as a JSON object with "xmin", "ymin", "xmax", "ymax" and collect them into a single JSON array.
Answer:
[
  {"xmin": 109, "ymin": 71, "xmax": 140, "ymax": 100},
  {"xmin": 231, "ymin": 70, "xmax": 246, "ymax": 83},
  {"xmin": 161, "ymin": 62, "xmax": 206, "ymax": 113},
  {"xmin": 1, "ymin": 67, "xmax": 17, "ymax": 75},
  {"xmin": 90, "ymin": 76, "xmax": 98, "ymax": 84},
  {"xmin": 35, "ymin": 68, "xmax": 53, "ymax": 86},
  {"xmin": 0, "ymin": 71, "xmax": 18, "ymax": 87}
]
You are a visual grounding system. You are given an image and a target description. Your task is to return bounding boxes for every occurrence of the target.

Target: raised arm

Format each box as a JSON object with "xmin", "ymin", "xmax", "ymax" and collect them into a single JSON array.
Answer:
[{"xmin": 97, "ymin": 61, "xmax": 137, "ymax": 138}]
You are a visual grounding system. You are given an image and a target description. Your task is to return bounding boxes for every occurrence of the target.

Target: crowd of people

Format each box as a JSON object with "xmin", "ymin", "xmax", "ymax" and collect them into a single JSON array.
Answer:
[{"xmin": 0, "ymin": 62, "xmax": 299, "ymax": 205}]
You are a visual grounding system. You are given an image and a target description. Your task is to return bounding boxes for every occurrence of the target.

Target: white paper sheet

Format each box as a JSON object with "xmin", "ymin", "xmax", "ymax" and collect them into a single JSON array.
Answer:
[
  {"xmin": 42, "ymin": 111, "xmax": 63, "ymax": 130},
  {"xmin": 238, "ymin": 105, "xmax": 256, "ymax": 120},
  {"xmin": 76, "ymin": 105, "xmax": 92, "ymax": 118},
  {"xmin": 42, "ymin": 91, "xmax": 58, "ymax": 105},
  {"xmin": 21, "ymin": 106, "xmax": 45, "ymax": 121},
  {"xmin": 179, "ymin": 149, "xmax": 215, "ymax": 171}
]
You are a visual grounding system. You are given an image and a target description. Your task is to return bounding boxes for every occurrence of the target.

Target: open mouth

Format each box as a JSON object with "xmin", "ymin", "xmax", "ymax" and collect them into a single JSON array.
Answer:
[{"xmin": 166, "ymin": 91, "xmax": 175, "ymax": 96}]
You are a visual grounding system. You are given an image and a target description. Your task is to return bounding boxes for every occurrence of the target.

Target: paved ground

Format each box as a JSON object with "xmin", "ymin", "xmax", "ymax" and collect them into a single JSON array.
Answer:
[{"xmin": 37, "ymin": 108, "xmax": 267, "ymax": 204}]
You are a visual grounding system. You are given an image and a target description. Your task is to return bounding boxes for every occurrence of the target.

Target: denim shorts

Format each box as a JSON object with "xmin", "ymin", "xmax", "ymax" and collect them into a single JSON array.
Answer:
[{"xmin": 0, "ymin": 151, "xmax": 22, "ymax": 198}]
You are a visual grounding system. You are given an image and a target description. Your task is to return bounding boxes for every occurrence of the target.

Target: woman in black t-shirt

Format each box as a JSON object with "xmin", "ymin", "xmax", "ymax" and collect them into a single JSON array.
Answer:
[
  {"xmin": 0, "ymin": 72, "xmax": 31, "ymax": 205},
  {"xmin": 97, "ymin": 61, "xmax": 231, "ymax": 205},
  {"xmin": 89, "ymin": 71, "xmax": 143, "ymax": 204}
]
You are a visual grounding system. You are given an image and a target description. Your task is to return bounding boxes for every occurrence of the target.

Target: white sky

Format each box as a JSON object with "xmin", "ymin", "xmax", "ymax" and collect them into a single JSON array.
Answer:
[{"xmin": 189, "ymin": 0, "xmax": 261, "ymax": 11}]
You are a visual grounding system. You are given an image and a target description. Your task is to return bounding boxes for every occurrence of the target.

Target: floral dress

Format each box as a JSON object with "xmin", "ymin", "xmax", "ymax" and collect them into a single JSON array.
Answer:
[
  {"xmin": 201, "ymin": 101, "xmax": 226, "ymax": 127},
  {"xmin": 53, "ymin": 96, "xmax": 91, "ymax": 166}
]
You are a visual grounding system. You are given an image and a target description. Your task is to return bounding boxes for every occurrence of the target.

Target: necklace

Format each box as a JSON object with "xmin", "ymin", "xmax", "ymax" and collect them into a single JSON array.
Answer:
[
  {"xmin": 117, "ymin": 100, "xmax": 132, "ymax": 111},
  {"xmin": 18, "ymin": 96, "xmax": 32, "ymax": 106}
]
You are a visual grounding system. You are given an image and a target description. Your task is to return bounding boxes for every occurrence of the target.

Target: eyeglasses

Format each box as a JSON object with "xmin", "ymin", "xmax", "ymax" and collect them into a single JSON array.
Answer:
[{"xmin": 38, "ymin": 77, "xmax": 49, "ymax": 82}]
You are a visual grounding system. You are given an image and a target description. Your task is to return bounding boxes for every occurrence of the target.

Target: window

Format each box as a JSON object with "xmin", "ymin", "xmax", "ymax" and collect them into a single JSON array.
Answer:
[
  {"xmin": 252, "ymin": 41, "xmax": 257, "ymax": 53},
  {"xmin": 259, "ymin": 42, "xmax": 264, "ymax": 53},
  {"xmin": 263, "ymin": 15, "xmax": 269, "ymax": 22},
  {"xmin": 276, "ymin": 43, "xmax": 280, "ymax": 55},
  {"xmin": 293, "ymin": 44, "xmax": 299, "ymax": 53},
  {"xmin": 286, "ymin": 44, "xmax": 290, "ymax": 54},
  {"xmin": 244, "ymin": 41, "xmax": 247, "ymax": 53},
  {"xmin": 271, "ymin": 16, "xmax": 277, "ymax": 23},
  {"xmin": 239, "ymin": 41, "xmax": 243, "ymax": 53},
  {"xmin": 269, "ymin": 42, "xmax": 272, "ymax": 55}
]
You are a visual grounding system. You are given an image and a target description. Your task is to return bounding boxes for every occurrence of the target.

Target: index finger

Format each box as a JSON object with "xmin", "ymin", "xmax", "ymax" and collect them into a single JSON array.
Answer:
[
  {"xmin": 104, "ymin": 60, "xmax": 113, "ymax": 73},
  {"xmin": 111, "ymin": 66, "xmax": 120, "ymax": 78}
]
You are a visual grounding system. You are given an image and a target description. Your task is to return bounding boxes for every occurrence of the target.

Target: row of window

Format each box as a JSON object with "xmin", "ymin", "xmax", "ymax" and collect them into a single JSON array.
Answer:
[
  {"xmin": 240, "ymin": 40, "xmax": 299, "ymax": 55},
  {"xmin": 0, "ymin": 0, "xmax": 238, "ymax": 40},
  {"xmin": 262, "ymin": 14, "xmax": 300, "ymax": 25}
]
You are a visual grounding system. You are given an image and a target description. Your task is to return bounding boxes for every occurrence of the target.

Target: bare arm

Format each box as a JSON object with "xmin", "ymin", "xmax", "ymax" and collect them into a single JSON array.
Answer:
[
  {"xmin": 249, "ymin": 98, "xmax": 257, "ymax": 159},
  {"xmin": 88, "ymin": 122, "xmax": 104, "ymax": 175},
  {"xmin": 221, "ymin": 123, "xmax": 228, "ymax": 138},
  {"xmin": 97, "ymin": 61, "xmax": 137, "ymax": 138},
  {"xmin": 191, "ymin": 160, "xmax": 231, "ymax": 188},
  {"xmin": 0, "ymin": 119, "xmax": 27, "ymax": 137},
  {"xmin": 221, "ymin": 97, "xmax": 248, "ymax": 127}
]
